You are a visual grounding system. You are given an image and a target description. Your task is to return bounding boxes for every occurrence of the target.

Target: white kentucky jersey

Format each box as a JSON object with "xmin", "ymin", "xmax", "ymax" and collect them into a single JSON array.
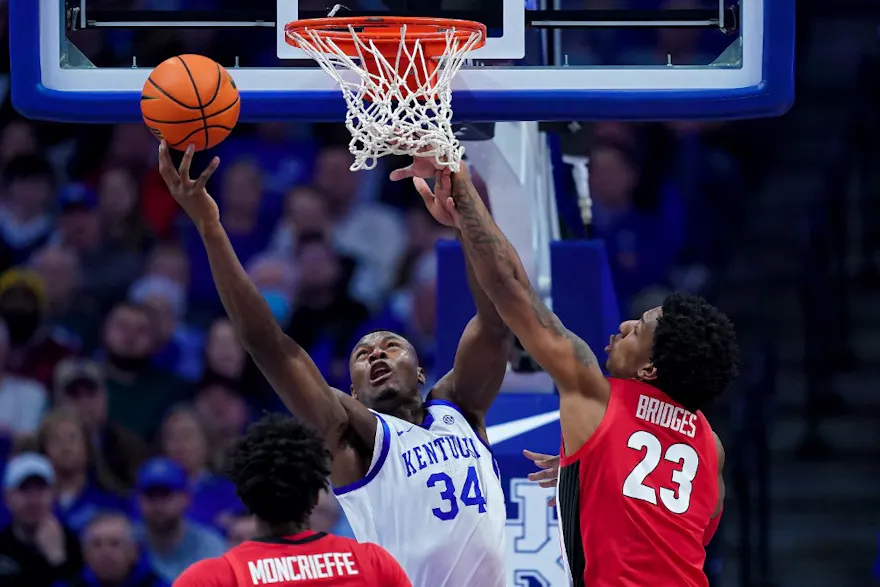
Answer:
[{"xmin": 334, "ymin": 399, "xmax": 506, "ymax": 587}]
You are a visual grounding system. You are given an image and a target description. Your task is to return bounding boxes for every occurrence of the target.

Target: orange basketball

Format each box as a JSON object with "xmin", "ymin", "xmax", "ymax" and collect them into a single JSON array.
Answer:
[{"xmin": 141, "ymin": 54, "xmax": 240, "ymax": 152}]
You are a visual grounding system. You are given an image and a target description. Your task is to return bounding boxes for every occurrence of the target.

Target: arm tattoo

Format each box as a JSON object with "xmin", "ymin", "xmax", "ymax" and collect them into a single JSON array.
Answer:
[
  {"xmin": 451, "ymin": 172, "xmax": 598, "ymax": 370},
  {"xmin": 528, "ymin": 289, "xmax": 598, "ymax": 368}
]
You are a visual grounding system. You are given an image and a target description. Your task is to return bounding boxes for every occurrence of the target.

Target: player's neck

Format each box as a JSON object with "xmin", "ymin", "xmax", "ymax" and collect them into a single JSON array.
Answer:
[
  {"xmin": 255, "ymin": 520, "xmax": 307, "ymax": 539},
  {"xmin": 388, "ymin": 399, "xmax": 427, "ymax": 426}
]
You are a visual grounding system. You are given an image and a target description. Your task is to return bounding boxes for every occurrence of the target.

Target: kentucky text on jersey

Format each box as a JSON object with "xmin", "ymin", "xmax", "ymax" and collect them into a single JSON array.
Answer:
[
  {"xmin": 247, "ymin": 552, "xmax": 358, "ymax": 584},
  {"xmin": 635, "ymin": 394, "xmax": 697, "ymax": 438},
  {"xmin": 400, "ymin": 435, "xmax": 482, "ymax": 477}
]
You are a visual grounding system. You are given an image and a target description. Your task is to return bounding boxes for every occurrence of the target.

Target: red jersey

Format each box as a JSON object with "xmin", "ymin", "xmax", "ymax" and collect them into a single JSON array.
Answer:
[
  {"xmin": 557, "ymin": 378, "xmax": 719, "ymax": 587},
  {"xmin": 173, "ymin": 530, "xmax": 411, "ymax": 587}
]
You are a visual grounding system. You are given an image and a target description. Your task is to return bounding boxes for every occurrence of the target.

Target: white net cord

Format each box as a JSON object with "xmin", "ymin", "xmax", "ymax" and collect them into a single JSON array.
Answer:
[{"xmin": 287, "ymin": 24, "xmax": 483, "ymax": 171}]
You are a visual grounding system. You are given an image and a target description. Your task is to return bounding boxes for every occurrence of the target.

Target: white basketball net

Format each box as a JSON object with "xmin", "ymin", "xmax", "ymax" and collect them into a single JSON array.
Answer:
[{"xmin": 286, "ymin": 23, "xmax": 483, "ymax": 171}]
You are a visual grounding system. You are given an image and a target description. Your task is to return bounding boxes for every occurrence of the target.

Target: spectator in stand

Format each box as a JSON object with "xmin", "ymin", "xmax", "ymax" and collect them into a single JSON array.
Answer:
[
  {"xmin": 0, "ymin": 318, "xmax": 48, "ymax": 436},
  {"xmin": 0, "ymin": 453, "xmax": 83, "ymax": 587},
  {"xmin": 201, "ymin": 318, "xmax": 245, "ymax": 384},
  {"xmin": 36, "ymin": 408, "xmax": 130, "ymax": 534},
  {"xmin": 309, "ymin": 490, "xmax": 354, "ymax": 540},
  {"xmin": 59, "ymin": 513, "xmax": 168, "ymax": 587},
  {"xmin": 285, "ymin": 234, "xmax": 370, "ymax": 389},
  {"xmin": 395, "ymin": 203, "xmax": 452, "ymax": 289},
  {"xmin": 0, "ymin": 155, "xmax": 55, "ymax": 263},
  {"xmin": 144, "ymin": 242, "xmax": 191, "ymax": 294},
  {"xmin": 364, "ymin": 251, "xmax": 439, "ymax": 386},
  {"xmin": 247, "ymin": 253, "xmax": 297, "ymax": 327},
  {"xmin": 53, "ymin": 184, "xmax": 144, "ymax": 314},
  {"xmin": 53, "ymin": 358, "xmax": 149, "ymax": 491},
  {"xmin": 29, "ymin": 245, "xmax": 101, "ymax": 352},
  {"xmin": 97, "ymin": 167, "xmax": 154, "ymax": 254},
  {"xmin": 192, "ymin": 380, "xmax": 249, "ymax": 467},
  {"xmin": 225, "ymin": 515, "xmax": 257, "ymax": 549},
  {"xmin": 0, "ymin": 269, "xmax": 78, "ymax": 388},
  {"xmin": 184, "ymin": 159, "xmax": 273, "ymax": 314},
  {"xmin": 312, "ymin": 145, "xmax": 405, "ymax": 308},
  {"xmin": 588, "ymin": 140, "xmax": 684, "ymax": 314},
  {"xmin": 0, "ymin": 119, "xmax": 39, "ymax": 167},
  {"xmin": 269, "ymin": 185, "xmax": 333, "ymax": 258},
  {"xmin": 100, "ymin": 301, "xmax": 187, "ymax": 440},
  {"xmin": 129, "ymin": 275, "xmax": 203, "ymax": 383},
  {"xmin": 213, "ymin": 122, "xmax": 317, "ymax": 196},
  {"xmin": 158, "ymin": 406, "xmax": 241, "ymax": 534},
  {"xmin": 135, "ymin": 458, "xmax": 226, "ymax": 583}
]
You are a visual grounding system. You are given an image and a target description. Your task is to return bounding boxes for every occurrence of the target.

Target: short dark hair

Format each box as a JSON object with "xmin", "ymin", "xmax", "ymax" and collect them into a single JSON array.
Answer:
[
  {"xmin": 651, "ymin": 293, "xmax": 739, "ymax": 412},
  {"xmin": 3, "ymin": 155, "xmax": 55, "ymax": 186},
  {"xmin": 226, "ymin": 414, "xmax": 331, "ymax": 527}
]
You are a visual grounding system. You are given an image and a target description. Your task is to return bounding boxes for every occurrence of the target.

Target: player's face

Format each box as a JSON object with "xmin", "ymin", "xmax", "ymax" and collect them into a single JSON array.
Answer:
[
  {"xmin": 349, "ymin": 332, "xmax": 425, "ymax": 410},
  {"xmin": 604, "ymin": 307, "xmax": 660, "ymax": 381}
]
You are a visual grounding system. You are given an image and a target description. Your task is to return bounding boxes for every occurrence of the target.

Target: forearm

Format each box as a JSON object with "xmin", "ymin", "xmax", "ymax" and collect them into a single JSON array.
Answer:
[
  {"xmin": 451, "ymin": 167, "xmax": 601, "ymax": 393},
  {"xmin": 457, "ymin": 229, "xmax": 508, "ymax": 335},
  {"xmin": 451, "ymin": 170, "xmax": 530, "ymax": 301},
  {"xmin": 199, "ymin": 221, "xmax": 287, "ymax": 353}
]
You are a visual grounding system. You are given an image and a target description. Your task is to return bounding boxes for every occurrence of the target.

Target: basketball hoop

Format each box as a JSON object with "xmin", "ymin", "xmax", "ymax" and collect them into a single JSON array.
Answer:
[{"xmin": 285, "ymin": 16, "xmax": 486, "ymax": 171}]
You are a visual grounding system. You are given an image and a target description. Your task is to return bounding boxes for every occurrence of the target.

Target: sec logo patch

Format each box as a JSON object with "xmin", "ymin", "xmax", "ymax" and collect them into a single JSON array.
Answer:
[{"xmin": 443, "ymin": 414, "xmax": 455, "ymax": 425}]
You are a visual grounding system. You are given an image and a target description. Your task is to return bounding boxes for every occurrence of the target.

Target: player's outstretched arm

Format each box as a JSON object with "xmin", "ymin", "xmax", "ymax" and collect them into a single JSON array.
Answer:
[
  {"xmin": 437, "ymin": 163, "xmax": 610, "ymax": 402},
  {"xmin": 399, "ymin": 162, "xmax": 511, "ymax": 427},
  {"xmin": 158, "ymin": 143, "xmax": 376, "ymax": 453}
]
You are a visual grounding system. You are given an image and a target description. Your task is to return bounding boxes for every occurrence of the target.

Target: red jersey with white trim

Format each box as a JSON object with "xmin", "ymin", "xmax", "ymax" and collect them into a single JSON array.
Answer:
[
  {"xmin": 172, "ymin": 530, "xmax": 411, "ymax": 587},
  {"xmin": 556, "ymin": 378, "xmax": 719, "ymax": 587}
]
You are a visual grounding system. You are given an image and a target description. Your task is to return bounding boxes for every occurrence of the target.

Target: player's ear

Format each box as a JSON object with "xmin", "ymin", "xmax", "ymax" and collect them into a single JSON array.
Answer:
[
  {"xmin": 637, "ymin": 362, "xmax": 657, "ymax": 381},
  {"xmin": 417, "ymin": 367, "xmax": 426, "ymax": 385}
]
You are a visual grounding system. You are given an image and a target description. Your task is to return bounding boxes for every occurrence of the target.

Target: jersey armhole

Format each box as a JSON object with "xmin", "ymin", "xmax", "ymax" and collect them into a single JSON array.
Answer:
[
  {"xmin": 333, "ymin": 414, "xmax": 391, "ymax": 496},
  {"xmin": 559, "ymin": 378, "xmax": 622, "ymax": 466}
]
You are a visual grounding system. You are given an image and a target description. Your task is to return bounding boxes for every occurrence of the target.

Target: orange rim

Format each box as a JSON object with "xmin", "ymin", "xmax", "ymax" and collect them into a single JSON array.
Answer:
[{"xmin": 284, "ymin": 16, "xmax": 486, "ymax": 56}]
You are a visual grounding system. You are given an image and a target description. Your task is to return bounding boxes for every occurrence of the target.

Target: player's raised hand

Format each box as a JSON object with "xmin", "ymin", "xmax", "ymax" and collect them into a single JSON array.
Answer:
[
  {"xmin": 158, "ymin": 141, "xmax": 221, "ymax": 232},
  {"xmin": 523, "ymin": 449, "xmax": 560, "ymax": 507},
  {"xmin": 389, "ymin": 155, "xmax": 443, "ymax": 182},
  {"xmin": 411, "ymin": 168, "xmax": 459, "ymax": 228}
]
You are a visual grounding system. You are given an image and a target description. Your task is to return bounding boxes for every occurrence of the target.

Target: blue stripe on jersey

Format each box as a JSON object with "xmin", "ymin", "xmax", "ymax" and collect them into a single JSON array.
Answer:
[
  {"xmin": 423, "ymin": 399, "xmax": 501, "ymax": 480},
  {"xmin": 421, "ymin": 410, "xmax": 435, "ymax": 429},
  {"xmin": 333, "ymin": 415, "xmax": 391, "ymax": 496}
]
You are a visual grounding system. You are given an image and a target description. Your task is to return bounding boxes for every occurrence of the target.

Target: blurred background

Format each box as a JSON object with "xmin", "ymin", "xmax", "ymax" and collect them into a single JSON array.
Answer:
[{"xmin": 0, "ymin": 0, "xmax": 879, "ymax": 586}]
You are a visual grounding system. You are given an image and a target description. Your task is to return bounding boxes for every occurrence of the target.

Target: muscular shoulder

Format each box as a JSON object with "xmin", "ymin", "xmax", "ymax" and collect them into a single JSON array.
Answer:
[{"xmin": 173, "ymin": 557, "xmax": 235, "ymax": 587}]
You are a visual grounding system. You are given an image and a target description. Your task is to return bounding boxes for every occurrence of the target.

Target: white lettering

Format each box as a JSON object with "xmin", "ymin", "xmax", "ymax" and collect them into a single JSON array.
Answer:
[
  {"xmin": 341, "ymin": 553, "xmax": 357, "ymax": 575},
  {"xmin": 636, "ymin": 395, "xmax": 650, "ymax": 419},
  {"xmin": 635, "ymin": 395, "xmax": 697, "ymax": 438},
  {"xmin": 670, "ymin": 406, "xmax": 684, "ymax": 432},
  {"xmin": 247, "ymin": 553, "xmax": 361, "ymax": 584}
]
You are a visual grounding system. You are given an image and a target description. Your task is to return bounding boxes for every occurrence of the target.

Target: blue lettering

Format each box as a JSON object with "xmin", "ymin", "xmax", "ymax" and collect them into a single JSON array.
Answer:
[
  {"xmin": 433, "ymin": 438, "xmax": 449, "ymax": 460},
  {"xmin": 413, "ymin": 446, "xmax": 428, "ymax": 470},
  {"xmin": 402, "ymin": 451, "xmax": 418, "ymax": 477},
  {"xmin": 447, "ymin": 437, "xmax": 460, "ymax": 458},
  {"xmin": 458, "ymin": 437, "xmax": 471, "ymax": 458},
  {"xmin": 467, "ymin": 438, "xmax": 482, "ymax": 459},
  {"xmin": 423, "ymin": 443, "xmax": 438, "ymax": 465}
]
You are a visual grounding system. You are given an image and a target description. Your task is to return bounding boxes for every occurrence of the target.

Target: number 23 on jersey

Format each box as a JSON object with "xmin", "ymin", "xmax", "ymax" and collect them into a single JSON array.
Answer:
[{"xmin": 622, "ymin": 430, "xmax": 699, "ymax": 514}]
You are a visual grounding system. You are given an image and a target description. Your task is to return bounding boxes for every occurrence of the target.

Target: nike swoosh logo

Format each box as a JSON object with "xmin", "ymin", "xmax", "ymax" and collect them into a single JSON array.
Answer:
[
  {"xmin": 397, "ymin": 426, "xmax": 414, "ymax": 436},
  {"xmin": 486, "ymin": 410, "xmax": 560, "ymax": 445}
]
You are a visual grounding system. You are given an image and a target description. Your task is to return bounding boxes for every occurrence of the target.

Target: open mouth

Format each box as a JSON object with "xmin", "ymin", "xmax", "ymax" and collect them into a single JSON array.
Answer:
[{"xmin": 369, "ymin": 361, "xmax": 393, "ymax": 385}]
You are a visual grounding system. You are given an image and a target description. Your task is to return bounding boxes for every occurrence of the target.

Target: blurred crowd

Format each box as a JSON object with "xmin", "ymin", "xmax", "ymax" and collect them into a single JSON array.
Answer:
[{"xmin": 0, "ymin": 0, "xmax": 768, "ymax": 585}]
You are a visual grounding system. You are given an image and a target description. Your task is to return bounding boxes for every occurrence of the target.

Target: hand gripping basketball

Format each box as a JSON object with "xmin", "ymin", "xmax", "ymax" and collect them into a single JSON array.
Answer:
[{"xmin": 158, "ymin": 141, "xmax": 221, "ymax": 232}]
